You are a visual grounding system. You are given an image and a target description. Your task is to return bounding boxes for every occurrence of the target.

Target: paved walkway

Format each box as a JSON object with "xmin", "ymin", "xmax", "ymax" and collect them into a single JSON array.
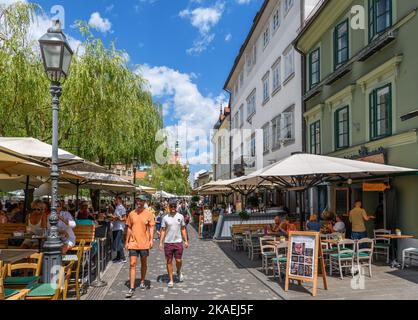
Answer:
[{"xmin": 101, "ymin": 226, "xmax": 280, "ymax": 300}]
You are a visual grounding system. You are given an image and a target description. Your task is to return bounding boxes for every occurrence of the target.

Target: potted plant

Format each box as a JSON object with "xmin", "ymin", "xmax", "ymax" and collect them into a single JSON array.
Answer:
[{"xmin": 239, "ymin": 210, "xmax": 250, "ymax": 222}]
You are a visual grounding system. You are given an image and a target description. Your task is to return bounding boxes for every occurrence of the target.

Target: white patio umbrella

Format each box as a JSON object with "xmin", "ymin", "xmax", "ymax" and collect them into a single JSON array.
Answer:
[
  {"xmin": 259, "ymin": 153, "xmax": 417, "ymax": 189},
  {"xmin": 0, "ymin": 175, "xmax": 44, "ymax": 192},
  {"xmin": 136, "ymin": 185, "xmax": 157, "ymax": 195}
]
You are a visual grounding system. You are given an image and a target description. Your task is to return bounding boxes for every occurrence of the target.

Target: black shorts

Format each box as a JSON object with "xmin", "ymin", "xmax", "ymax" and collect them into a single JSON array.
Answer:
[{"xmin": 129, "ymin": 249, "xmax": 149, "ymax": 258}]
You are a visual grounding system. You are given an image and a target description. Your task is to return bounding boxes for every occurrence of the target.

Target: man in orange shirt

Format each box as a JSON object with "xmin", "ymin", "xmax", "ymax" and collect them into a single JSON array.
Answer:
[{"xmin": 125, "ymin": 195, "xmax": 155, "ymax": 298}]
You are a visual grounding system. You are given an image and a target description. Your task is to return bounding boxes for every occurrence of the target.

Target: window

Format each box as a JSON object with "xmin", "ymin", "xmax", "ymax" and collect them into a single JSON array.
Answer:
[
  {"xmin": 272, "ymin": 58, "xmax": 281, "ymax": 92},
  {"xmin": 239, "ymin": 71, "xmax": 244, "ymax": 88},
  {"xmin": 310, "ymin": 121, "xmax": 321, "ymax": 155},
  {"xmin": 246, "ymin": 45, "xmax": 257, "ymax": 75},
  {"xmin": 262, "ymin": 72, "xmax": 270, "ymax": 103},
  {"xmin": 263, "ymin": 27, "xmax": 270, "ymax": 48},
  {"xmin": 281, "ymin": 107, "xmax": 294, "ymax": 141},
  {"xmin": 247, "ymin": 90, "xmax": 256, "ymax": 120},
  {"xmin": 234, "ymin": 113, "xmax": 239, "ymax": 129},
  {"xmin": 335, "ymin": 106, "xmax": 349, "ymax": 149},
  {"xmin": 127, "ymin": 171, "xmax": 132, "ymax": 176},
  {"xmin": 273, "ymin": 7, "xmax": 281, "ymax": 32},
  {"xmin": 271, "ymin": 116, "xmax": 281, "ymax": 149},
  {"xmin": 239, "ymin": 104, "xmax": 244, "ymax": 127},
  {"xmin": 284, "ymin": 47, "xmax": 295, "ymax": 81},
  {"xmin": 369, "ymin": 0, "xmax": 392, "ymax": 41},
  {"xmin": 309, "ymin": 48, "xmax": 320, "ymax": 89},
  {"xmin": 284, "ymin": 0, "xmax": 294, "ymax": 16},
  {"xmin": 251, "ymin": 135, "xmax": 256, "ymax": 158},
  {"xmin": 334, "ymin": 20, "xmax": 349, "ymax": 69},
  {"xmin": 262, "ymin": 123, "xmax": 270, "ymax": 153},
  {"xmin": 370, "ymin": 84, "xmax": 392, "ymax": 140}
]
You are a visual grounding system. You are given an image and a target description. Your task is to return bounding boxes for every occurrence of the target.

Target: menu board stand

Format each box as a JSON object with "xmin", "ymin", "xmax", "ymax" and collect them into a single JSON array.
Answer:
[{"xmin": 284, "ymin": 231, "xmax": 327, "ymax": 297}]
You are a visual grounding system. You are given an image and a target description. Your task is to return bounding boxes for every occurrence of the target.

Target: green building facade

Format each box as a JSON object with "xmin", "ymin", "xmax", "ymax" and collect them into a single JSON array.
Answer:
[{"xmin": 295, "ymin": 0, "xmax": 418, "ymax": 236}]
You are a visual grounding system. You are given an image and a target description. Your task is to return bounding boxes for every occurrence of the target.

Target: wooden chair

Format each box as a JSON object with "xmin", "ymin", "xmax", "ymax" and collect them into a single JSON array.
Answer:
[
  {"xmin": 0, "ymin": 223, "xmax": 26, "ymax": 248},
  {"xmin": 259, "ymin": 236, "xmax": 276, "ymax": 275},
  {"xmin": 356, "ymin": 238, "xmax": 374, "ymax": 278},
  {"xmin": 272, "ymin": 244, "xmax": 287, "ymax": 283},
  {"xmin": 374, "ymin": 229, "xmax": 391, "ymax": 263},
  {"xmin": 71, "ymin": 224, "xmax": 95, "ymax": 286},
  {"xmin": 330, "ymin": 239, "xmax": 355, "ymax": 279},
  {"xmin": 62, "ymin": 240, "xmax": 85, "ymax": 300},
  {"xmin": 25, "ymin": 261, "xmax": 74, "ymax": 300},
  {"xmin": 0, "ymin": 261, "xmax": 30, "ymax": 300},
  {"xmin": 4, "ymin": 253, "xmax": 43, "ymax": 289}
]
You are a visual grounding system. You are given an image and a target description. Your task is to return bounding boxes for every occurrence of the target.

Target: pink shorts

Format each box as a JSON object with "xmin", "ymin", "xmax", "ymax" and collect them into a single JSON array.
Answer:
[{"xmin": 164, "ymin": 243, "xmax": 183, "ymax": 260}]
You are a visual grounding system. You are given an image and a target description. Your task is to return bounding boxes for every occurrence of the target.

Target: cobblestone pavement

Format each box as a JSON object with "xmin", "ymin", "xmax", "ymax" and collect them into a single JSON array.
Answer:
[{"xmin": 103, "ymin": 226, "xmax": 280, "ymax": 300}]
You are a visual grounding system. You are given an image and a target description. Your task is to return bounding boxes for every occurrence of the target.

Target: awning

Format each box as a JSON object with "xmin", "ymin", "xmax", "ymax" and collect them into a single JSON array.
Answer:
[
  {"xmin": 0, "ymin": 175, "xmax": 44, "ymax": 192},
  {"xmin": 259, "ymin": 153, "xmax": 418, "ymax": 189},
  {"xmin": 136, "ymin": 185, "xmax": 157, "ymax": 195}
]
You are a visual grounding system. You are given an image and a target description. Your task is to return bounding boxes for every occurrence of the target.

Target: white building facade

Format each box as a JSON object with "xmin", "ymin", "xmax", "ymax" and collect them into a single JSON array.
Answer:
[{"xmin": 225, "ymin": 0, "xmax": 305, "ymax": 177}]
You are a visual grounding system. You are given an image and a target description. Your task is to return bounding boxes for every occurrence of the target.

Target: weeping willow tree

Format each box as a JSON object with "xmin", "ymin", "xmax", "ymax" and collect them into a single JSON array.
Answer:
[
  {"xmin": 138, "ymin": 164, "xmax": 192, "ymax": 196},
  {"xmin": 0, "ymin": 2, "xmax": 162, "ymax": 168}
]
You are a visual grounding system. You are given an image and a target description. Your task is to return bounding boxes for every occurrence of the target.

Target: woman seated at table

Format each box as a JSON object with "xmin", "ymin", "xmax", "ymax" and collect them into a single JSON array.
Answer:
[
  {"xmin": 21, "ymin": 200, "xmax": 47, "ymax": 249},
  {"xmin": 76, "ymin": 202, "xmax": 94, "ymax": 220},
  {"xmin": 278, "ymin": 216, "xmax": 291, "ymax": 237},
  {"xmin": 306, "ymin": 214, "xmax": 321, "ymax": 232},
  {"xmin": 268, "ymin": 216, "xmax": 281, "ymax": 234},
  {"xmin": 55, "ymin": 201, "xmax": 76, "ymax": 254},
  {"xmin": 328, "ymin": 215, "xmax": 346, "ymax": 234}
]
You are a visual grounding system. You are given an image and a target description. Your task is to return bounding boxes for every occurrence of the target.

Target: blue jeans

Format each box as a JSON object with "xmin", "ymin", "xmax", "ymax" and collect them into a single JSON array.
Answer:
[{"xmin": 351, "ymin": 231, "xmax": 367, "ymax": 240}]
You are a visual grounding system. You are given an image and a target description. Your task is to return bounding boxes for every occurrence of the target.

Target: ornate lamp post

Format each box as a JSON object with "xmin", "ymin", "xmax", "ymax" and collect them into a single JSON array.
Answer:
[
  {"xmin": 39, "ymin": 20, "xmax": 73, "ymax": 283},
  {"xmin": 132, "ymin": 158, "xmax": 139, "ymax": 207}
]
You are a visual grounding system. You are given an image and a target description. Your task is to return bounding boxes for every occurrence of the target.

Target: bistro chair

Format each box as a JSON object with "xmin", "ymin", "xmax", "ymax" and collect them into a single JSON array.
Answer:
[
  {"xmin": 4, "ymin": 252, "xmax": 43, "ymax": 289},
  {"xmin": 62, "ymin": 240, "xmax": 85, "ymax": 299},
  {"xmin": 260, "ymin": 236, "xmax": 276, "ymax": 275},
  {"xmin": 356, "ymin": 238, "xmax": 374, "ymax": 278},
  {"xmin": 247, "ymin": 233, "xmax": 262, "ymax": 261},
  {"xmin": 330, "ymin": 239, "xmax": 355, "ymax": 280},
  {"xmin": 402, "ymin": 248, "xmax": 418, "ymax": 270},
  {"xmin": 230, "ymin": 226, "xmax": 244, "ymax": 251},
  {"xmin": 272, "ymin": 244, "xmax": 287, "ymax": 283},
  {"xmin": 25, "ymin": 261, "xmax": 74, "ymax": 301},
  {"xmin": 374, "ymin": 229, "xmax": 391, "ymax": 263},
  {"xmin": 243, "ymin": 231, "xmax": 251, "ymax": 252},
  {"xmin": 0, "ymin": 261, "xmax": 30, "ymax": 301},
  {"xmin": 72, "ymin": 224, "xmax": 96, "ymax": 285}
]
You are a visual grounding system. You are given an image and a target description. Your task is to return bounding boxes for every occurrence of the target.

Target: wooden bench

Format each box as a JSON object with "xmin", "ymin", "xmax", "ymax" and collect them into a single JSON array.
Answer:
[
  {"xmin": 0, "ymin": 224, "xmax": 26, "ymax": 249},
  {"xmin": 230, "ymin": 224, "xmax": 271, "ymax": 236}
]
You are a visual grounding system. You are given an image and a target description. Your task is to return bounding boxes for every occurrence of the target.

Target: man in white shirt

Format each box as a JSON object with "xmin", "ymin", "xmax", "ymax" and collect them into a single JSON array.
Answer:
[
  {"xmin": 159, "ymin": 200, "xmax": 189, "ymax": 288},
  {"xmin": 112, "ymin": 196, "xmax": 127, "ymax": 263}
]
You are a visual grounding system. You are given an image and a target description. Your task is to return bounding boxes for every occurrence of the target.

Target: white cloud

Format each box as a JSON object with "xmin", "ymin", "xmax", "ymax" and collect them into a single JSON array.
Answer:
[
  {"xmin": 88, "ymin": 12, "xmax": 112, "ymax": 33},
  {"xmin": 138, "ymin": 64, "xmax": 227, "ymax": 165},
  {"xmin": 225, "ymin": 33, "xmax": 232, "ymax": 42},
  {"xmin": 236, "ymin": 0, "xmax": 252, "ymax": 4},
  {"xmin": 179, "ymin": 2, "xmax": 225, "ymax": 55}
]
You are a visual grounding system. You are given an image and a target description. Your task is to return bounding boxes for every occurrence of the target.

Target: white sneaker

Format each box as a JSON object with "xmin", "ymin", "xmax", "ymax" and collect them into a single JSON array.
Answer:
[
  {"xmin": 168, "ymin": 281, "xmax": 174, "ymax": 288},
  {"xmin": 178, "ymin": 272, "xmax": 184, "ymax": 282}
]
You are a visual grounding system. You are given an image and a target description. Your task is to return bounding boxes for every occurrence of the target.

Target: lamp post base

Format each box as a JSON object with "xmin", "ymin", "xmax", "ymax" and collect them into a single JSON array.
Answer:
[{"xmin": 42, "ymin": 239, "xmax": 62, "ymax": 283}]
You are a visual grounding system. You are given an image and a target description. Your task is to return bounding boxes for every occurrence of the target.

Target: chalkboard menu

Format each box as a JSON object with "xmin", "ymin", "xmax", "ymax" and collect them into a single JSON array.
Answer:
[
  {"xmin": 203, "ymin": 210, "xmax": 213, "ymax": 225},
  {"xmin": 285, "ymin": 231, "xmax": 327, "ymax": 297}
]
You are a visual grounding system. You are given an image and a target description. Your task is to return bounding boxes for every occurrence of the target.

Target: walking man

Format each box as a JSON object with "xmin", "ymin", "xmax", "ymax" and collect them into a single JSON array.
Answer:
[
  {"xmin": 159, "ymin": 200, "xmax": 189, "ymax": 288},
  {"xmin": 125, "ymin": 195, "xmax": 155, "ymax": 298},
  {"xmin": 112, "ymin": 196, "xmax": 127, "ymax": 263}
]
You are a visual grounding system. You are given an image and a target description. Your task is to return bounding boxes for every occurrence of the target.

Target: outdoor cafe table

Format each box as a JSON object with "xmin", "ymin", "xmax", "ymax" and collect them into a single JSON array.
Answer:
[
  {"xmin": 8, "ymin": 235, "xmax": 46, "ymax": 253},
  {"xmin": 380, "ymin": 234, "xmax": 414, "ymax": 268},
  {"xmin": 0, "ymin": 249, "xmax": 37, "ymax": 264}
]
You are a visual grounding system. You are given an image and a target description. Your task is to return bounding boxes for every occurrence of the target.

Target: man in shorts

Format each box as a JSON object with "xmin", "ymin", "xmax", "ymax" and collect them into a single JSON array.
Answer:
[
  {"xmin": 159, "ymin": 200, "xmax": 189, "ymax": 288},
  {"xmin": 125, "ymin": 195, "xmax": 155, "ymax": 298}
]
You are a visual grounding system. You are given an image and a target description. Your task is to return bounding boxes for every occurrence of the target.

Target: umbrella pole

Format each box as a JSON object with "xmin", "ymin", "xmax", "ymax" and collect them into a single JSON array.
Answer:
[
  {"xmin": 23, "ymin": 175, "xmax": 30, "ymax": 219},
  {"xmin": 75, "ymin": 180, "xmax": 80, "ymax": 212}
]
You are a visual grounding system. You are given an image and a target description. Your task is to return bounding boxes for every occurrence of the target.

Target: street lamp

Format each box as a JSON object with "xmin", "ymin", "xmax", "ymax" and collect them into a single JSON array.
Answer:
[
  {"xmin": 132, "ymin": 158, "xmax": 139, "ymax": 207},
  {"xmin": 39, "ymin": 19, "xmax": 73, "ymax": 283},
  {"xmin": 148, "ymin": 174, "xmax": 152, "ymax": 186},
  {"xmin": 160, "ymin": 181, "xmax": 163, "ymax": 203}
]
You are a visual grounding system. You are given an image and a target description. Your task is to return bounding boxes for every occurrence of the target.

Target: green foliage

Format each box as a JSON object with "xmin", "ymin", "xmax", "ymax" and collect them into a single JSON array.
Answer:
[
  {"xmin": 138, "ymin": 164, "xmax": 191, "ymax": 196},
  {"xmin": 191, "ymin": 195, "xmax": 200, "ymax": 202},
  {"xmin": 239, "ymin": 211, "xmax": 250, "ymax": 221},
  {"xmin": 0, "ymin": 3, "xmax": 162, "ymax": 167}
]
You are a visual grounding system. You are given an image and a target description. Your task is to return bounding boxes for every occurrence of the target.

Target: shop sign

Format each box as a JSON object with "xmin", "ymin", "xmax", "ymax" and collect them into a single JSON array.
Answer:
[{"xmin": 363, "ymin": 183, "xmax": 390, "ymax": 192}]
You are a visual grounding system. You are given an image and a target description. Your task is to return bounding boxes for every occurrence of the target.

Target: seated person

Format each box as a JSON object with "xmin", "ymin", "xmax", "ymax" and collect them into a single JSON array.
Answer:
[
  {"xmin": 76, "ymin": 202, "xmax": 94, "ymax": 220},
  {"xmin": 55, "ymin": 201, "xmax": 76, "ymax": 254},
  {"xmin": 268, "ymin": 216, "xmax": 281, "ymax": 234},
  {"xmin": 331, "ymin": 215, "xmax": 346, "ymax": 234},
  {"xmin": 0, "ymin": 202, "xmax": 8, "ymax": 224},
  {"xmin": 306, "ymin": 214, "xmax": 321, "ymax": 232},
  {"xmin": 9, "ymin": 201, "xmax": 25, "ymax": 223},
  {"xmin": 278, "ymin": 216, "xmax": 291, "ymax": 237},
  {"xmin": 21, "ymin": 200, "xmax": 47, "ymax": 249}
]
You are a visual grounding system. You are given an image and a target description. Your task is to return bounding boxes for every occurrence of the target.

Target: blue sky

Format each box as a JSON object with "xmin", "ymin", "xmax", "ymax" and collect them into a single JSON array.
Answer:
[{"xmin": 1, "ymin": 0, "xmax": 318, "ymax": 182}]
